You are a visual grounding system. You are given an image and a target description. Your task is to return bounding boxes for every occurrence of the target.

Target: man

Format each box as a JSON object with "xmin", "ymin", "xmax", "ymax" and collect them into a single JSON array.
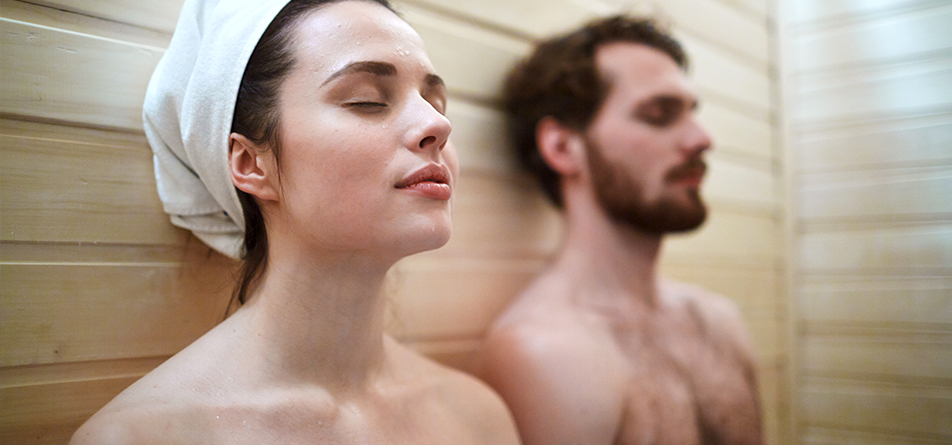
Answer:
[{"xmin": 480, "ymin": 16, "xmax": 764, "ymax": 445}]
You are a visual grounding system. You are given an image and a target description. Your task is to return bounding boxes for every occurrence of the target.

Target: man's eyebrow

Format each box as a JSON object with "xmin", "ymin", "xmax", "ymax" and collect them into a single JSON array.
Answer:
[{"xmin": 322, "ymin": 61, "xmax": 397, "ymax": 86}]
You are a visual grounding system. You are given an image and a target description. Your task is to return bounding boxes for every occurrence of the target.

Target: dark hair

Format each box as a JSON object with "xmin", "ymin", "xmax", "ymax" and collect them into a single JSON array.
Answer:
[
  {"xmin": 503, "ymin": 15, "xmax": 687, "ymax": 207},
  {"xmin": 230, "ymin": 0, "xmax": 395, "ymax": 306}
]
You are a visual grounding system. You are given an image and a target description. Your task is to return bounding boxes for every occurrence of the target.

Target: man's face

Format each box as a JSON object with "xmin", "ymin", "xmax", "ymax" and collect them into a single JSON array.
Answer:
[{"xmin": 583, "ymin": 42, "xmax": 712, "ymax": 234}]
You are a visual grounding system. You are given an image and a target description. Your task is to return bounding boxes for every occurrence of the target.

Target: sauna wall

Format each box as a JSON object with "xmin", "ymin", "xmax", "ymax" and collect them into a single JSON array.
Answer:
[
  {"xmin": 0, "ymin": 0, "xmax": 786, "ymax": 443},
  {"xmin": 781, "ymin": 0, "xmax": 952, "ymax": 443}
]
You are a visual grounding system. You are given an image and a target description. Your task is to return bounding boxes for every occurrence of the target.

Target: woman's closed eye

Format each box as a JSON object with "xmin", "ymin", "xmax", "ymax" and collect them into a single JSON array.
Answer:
[{"xmin": 345, "ymin": 101, "xmax": 388, "ymax": 112}]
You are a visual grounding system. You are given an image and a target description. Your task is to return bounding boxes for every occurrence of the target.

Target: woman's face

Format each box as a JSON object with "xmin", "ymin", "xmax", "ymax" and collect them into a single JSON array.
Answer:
[{"xmin": 269, "ymin": 1, "xmax": 458, "ymax": 259}]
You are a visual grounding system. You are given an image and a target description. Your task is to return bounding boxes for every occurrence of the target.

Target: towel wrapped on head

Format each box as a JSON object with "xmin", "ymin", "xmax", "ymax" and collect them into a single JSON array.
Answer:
[{"xmin": 143, "ymin": 0, "xmax": 292, "ymax": 258}]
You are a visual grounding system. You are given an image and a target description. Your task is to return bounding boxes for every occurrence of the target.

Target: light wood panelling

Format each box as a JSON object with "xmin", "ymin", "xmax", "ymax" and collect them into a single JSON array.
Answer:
[
  {"xmin": 0, "ymin": 18, "xmax": 162, "ymax": 131},
  {"xmin": 794, "ymin": 56, "xmax": 952, "ymax": 125},
  {"xmin": 797, "ymin": 112, "xmax": 952, "ymax": 172},
  {"xmin": 0, "ymin": 127, "xmax": 178, "ymax": 245},
  {"xmin": 792, "ymin": 3, "xmax": 952, "ymax": 73},
  {"xmin": 801, "ymin": 425, "xmax": 951, "ymax": 445},
  {"xmin": 399, "ymin": 0, "xmax": 614, "ymax": 38},
  {"xmin": 798, "ymin": 224, "xmax": 952, "ymax": 273},
  {"xmin": 800, "ymin": 166, "xmax": 952, "ymax": 222},
  {"xmin": 799, "ymin": 277, "xmax": 952, "ymax": 326},
  {"xmin": 802, "ymin": 335, "xmax": 952, "ymax": 382},
  {"xmin": 681, "ymin": 33, "xmax": 773, "ymax": 115},
  {"xmin": 785, "ymin": 0, "xmax": 952, "ymax": 442},
  {"xmin": 799, "ymin": 379, "xmax": 952, "ymax": 438},
  {"xmin": 665, "ymin": 211, "xmax": 779, "ymax": 263},
  {"xmin": 789, "ymin": 0, "xmax": 937, "ymax": 24},
  {"xmin": 23, "ymin": 0, "xmax": 184, "ymax": 33}
]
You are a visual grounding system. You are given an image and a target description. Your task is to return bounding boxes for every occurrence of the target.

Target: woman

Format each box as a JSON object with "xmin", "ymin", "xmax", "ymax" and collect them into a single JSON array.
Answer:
[{"xmin": 71, "ymin": 0, "xmax": 520, "ymax": 443}]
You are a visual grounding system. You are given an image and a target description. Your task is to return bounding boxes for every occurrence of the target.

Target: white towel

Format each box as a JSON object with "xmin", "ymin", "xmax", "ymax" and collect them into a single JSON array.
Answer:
[{"xmin": 143, "ymin": 0, "xmax": 292, "ymax": 258}]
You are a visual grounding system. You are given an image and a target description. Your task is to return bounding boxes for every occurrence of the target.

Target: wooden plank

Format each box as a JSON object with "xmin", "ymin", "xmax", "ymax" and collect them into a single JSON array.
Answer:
[
  {"xmin": 664, "ymin": 210, "xmax": 780, "ymax": 263},
  {"xmin": 395, "ymin": 0, "xmax": 614, "ymax": 39},
  {"xmin": 438, "ymin": 172, "xmax": 563, "ymax": 258},
  {"xmin": 446, "ymin": 99, "xmax": 515, "ymax": 173},
  {"xmin": 681, "ymin": 33, "xmax": 773, "ymax": 116},
  {"xmin": 699, "ymin": 101, "xmax": 774, "ymax": 164},
  {"xmin": 799, "ymin": 277, "xmax": 952, "ymax": 326},
  {"xmin": 23, "ymin": 0, "xmax": 183, "ymax": 34},
  {"xmin": 793, "ymin": 3, "xmax": 952, "ymax": 73},
  {"xmin": 387, "ymin": 256, "xmax": 542, "ymax": 340},
  {"xmin": 0, "ymin": 128, "xmax": 179, "ymax": 245},
  {"xmin": 0, "ymin": 0, "xmax": 172, "ymax": 48},
  {"xmin": 0, "ymin": 375, "xmax": 138, "ymax": 445},
  {"xmin": 798, "ymin": 224, "xmax": 952, "ymax": 273},
  {"xmin": 800, "ymin": 166, "xmax": 952, "ymax": 223},
  {"xmin": 650, "ymin": 0, "xmax": 771, "ymax": 67},
  {"xmin": 706, "ymin": 155, "xmax": 778, "ymax": 212},
  {"xmin": 799, "ymin": 379, "xmax": 952, "ymax": 437},
  {"xmin": 795, "ymin": 112, "xmax": 952, "ymax": 172},
  {"xmin": 802, "ymin": 425, "xmax": 951, "ymax": 445},
  {"xmin": 793, "ymin": 56, "xmax": 952, "ymax": 126},
  {"xmin": 0, "ymin": 260, "xmax": 233, "ymax": 366},
  {"xmin": 790, "ymin": 0, "xmax": 942, "ymax": 26},
  {"xmin": 0, "ymin": 19, "xmax": 163, "ymax": 131},
  {"xmin": 402, "ymin": 5, "xmax": 532, "ymax": 102},
  {"xmin": 802, "ymin": 336, "xmax": 952, "ymax": 383}
]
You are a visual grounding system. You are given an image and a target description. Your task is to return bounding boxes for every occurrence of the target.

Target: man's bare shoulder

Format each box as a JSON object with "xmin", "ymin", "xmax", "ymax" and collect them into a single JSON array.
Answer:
[
  {"xmin": 479, "ymin": 279, "xmax": 628, "ymax": 445},
  {"xmin": 660, "ymin": 280, "xmax": 757, "ymax": 361}
]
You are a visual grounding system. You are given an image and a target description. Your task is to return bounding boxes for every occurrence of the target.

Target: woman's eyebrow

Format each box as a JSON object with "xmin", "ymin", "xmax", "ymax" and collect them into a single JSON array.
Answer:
[{"xmin": 322, "ymin": 61, "xmax": 397, "ymax": 86}]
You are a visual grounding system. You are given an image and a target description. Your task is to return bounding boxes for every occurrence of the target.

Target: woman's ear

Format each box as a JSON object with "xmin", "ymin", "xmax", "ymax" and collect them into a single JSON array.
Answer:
[
  {"xmin": 229, "ymin": 133, "xmax": 279, "ymax": 202},
  {"xmin": 536, "ymin": 117, "xmax": 585, "ymax": 176}
]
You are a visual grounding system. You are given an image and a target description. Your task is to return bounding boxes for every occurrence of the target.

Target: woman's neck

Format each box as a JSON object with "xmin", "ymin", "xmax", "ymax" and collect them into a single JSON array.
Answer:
[{"xmin": 234, "ymin": 248, "xmax": 395, "ymax": 394}]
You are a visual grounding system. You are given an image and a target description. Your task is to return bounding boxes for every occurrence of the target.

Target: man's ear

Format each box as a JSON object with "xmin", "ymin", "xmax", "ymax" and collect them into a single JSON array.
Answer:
[
  {"xmin": 536, "ymin": 117, "xmax": 585, "ymax": 176},
  {"xmin": 229, "ymin": 133, "xmax": 279, "ymax": 202}
]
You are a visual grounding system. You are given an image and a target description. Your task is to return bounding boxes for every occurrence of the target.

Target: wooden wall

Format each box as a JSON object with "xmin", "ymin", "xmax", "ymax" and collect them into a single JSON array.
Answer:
[
  {"xmin": 781, "ymin": 0, "xmax": 952, "ymax": 443},
  {"xmin": 0, "ymin": 0, "xmax": 786, "ymax": 443}
]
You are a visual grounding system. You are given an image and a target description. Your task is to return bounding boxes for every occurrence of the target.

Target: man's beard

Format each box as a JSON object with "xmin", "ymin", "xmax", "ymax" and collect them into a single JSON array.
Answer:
[{"xmin": 585, "ymin": 136, "xmax": 708, "ymax": 234}]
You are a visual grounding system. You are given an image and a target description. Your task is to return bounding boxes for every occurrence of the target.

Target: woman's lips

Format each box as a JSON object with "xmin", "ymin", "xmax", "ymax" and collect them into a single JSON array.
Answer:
[{"xmin": 396, "ymin": 164, "xmax": 452, "ymax": 200}]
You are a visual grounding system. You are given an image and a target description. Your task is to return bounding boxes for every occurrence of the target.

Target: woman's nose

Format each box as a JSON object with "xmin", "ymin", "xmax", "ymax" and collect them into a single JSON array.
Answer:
[{"xmin": 407, "ymin": 98, "xmax": 451, "ymax": 153}]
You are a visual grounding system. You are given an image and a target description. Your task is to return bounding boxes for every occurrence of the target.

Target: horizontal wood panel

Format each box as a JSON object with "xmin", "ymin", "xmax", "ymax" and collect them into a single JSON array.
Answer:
[
  {"xmin": 0, "ymin": 19, "xmax": 162, "ymax": 131},
  {"xmin": 800, "ymin": 166, "xmax": 952, "ymax": 222},
  {"xmin": 664, "ymin": 210, "xmax": 780, "ymax": 263},
  {"xmin": 802, "ymin": 425, "xmax": 952, "ymax": 445},
  {"xmin": 641, "ymin": 0, "xmax": 770, "ymax": 67},
  {"xmin": 799, "ymin": 380, "xmax": 952, "ymax": 437},
  {"xmin": 802, "ymin": 337, "xmax": 952, "ymax": 382},
  {"xmin": 706, "ymin": 156, "xmax": 777, "ymax": 212},
  {"xmin": 0, "ymin": 261, "xmax": 233, "ymax": 367},
  {"xmin": 793, "ymin": 56, "xmax": 952, "ymax": 125},
  {"xmin": 789, "ymin": 0, "xmax": 934, "ymax": 25},
  {"xmin": 398, "ymin": 0, "xmax": 613, "ymax": 38},
  {"xmin": 799, "ymin": 277, "xmax": 952, "ymax": 326},
  {"xmin": 799, "ymin": 224, "xmax": 952, "ymax": 272},
  {"xmin": 441, "ymin": 172, "xmax": 563, "ymax": 258},
  {"xmin": 387, "ymin": 257, "xmax": 541, "ymax": 339},
  {"xmin": 793, "ymin": 3, "xmax": 952, "ymax": 73},
  {"xmin": 23, "ymin": 0, "xmax": 183, "ymax": 33},
  {"xmin": 681, "ymin": 34, "xmax": 773, "ymax": 115},
  {"xmin": 403, "ymin": 5, "xmax": 531, "ymax": 102},
  {"xmin": 1, "ymin": 0, "xmax": 171, "ymax": 48},
  {"xmin": 699, "ymin": 101, "xmax": 774, "ymax": 164},
  {"xmin": 0, "ymin": 130, "xmax": 179, "ymax": 245},
  {"xmin": 796, "ymin": 112, "xmax": 952, "ymax": 172},
  {"xmin": 0, "ymin": 376, "xmax": 137, "ymax": 445}
]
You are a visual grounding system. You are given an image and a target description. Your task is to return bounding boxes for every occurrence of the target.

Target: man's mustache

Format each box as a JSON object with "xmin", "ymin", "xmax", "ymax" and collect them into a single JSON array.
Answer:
[{"xmin": 666, "ymin": 157, "xmax": 707, "ymax": 182}]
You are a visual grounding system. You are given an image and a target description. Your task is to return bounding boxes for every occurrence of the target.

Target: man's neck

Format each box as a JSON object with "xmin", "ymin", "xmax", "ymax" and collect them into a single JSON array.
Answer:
[{"xmin": 556, "ymin": 196, "xmax": 665, "ymax": 309}]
